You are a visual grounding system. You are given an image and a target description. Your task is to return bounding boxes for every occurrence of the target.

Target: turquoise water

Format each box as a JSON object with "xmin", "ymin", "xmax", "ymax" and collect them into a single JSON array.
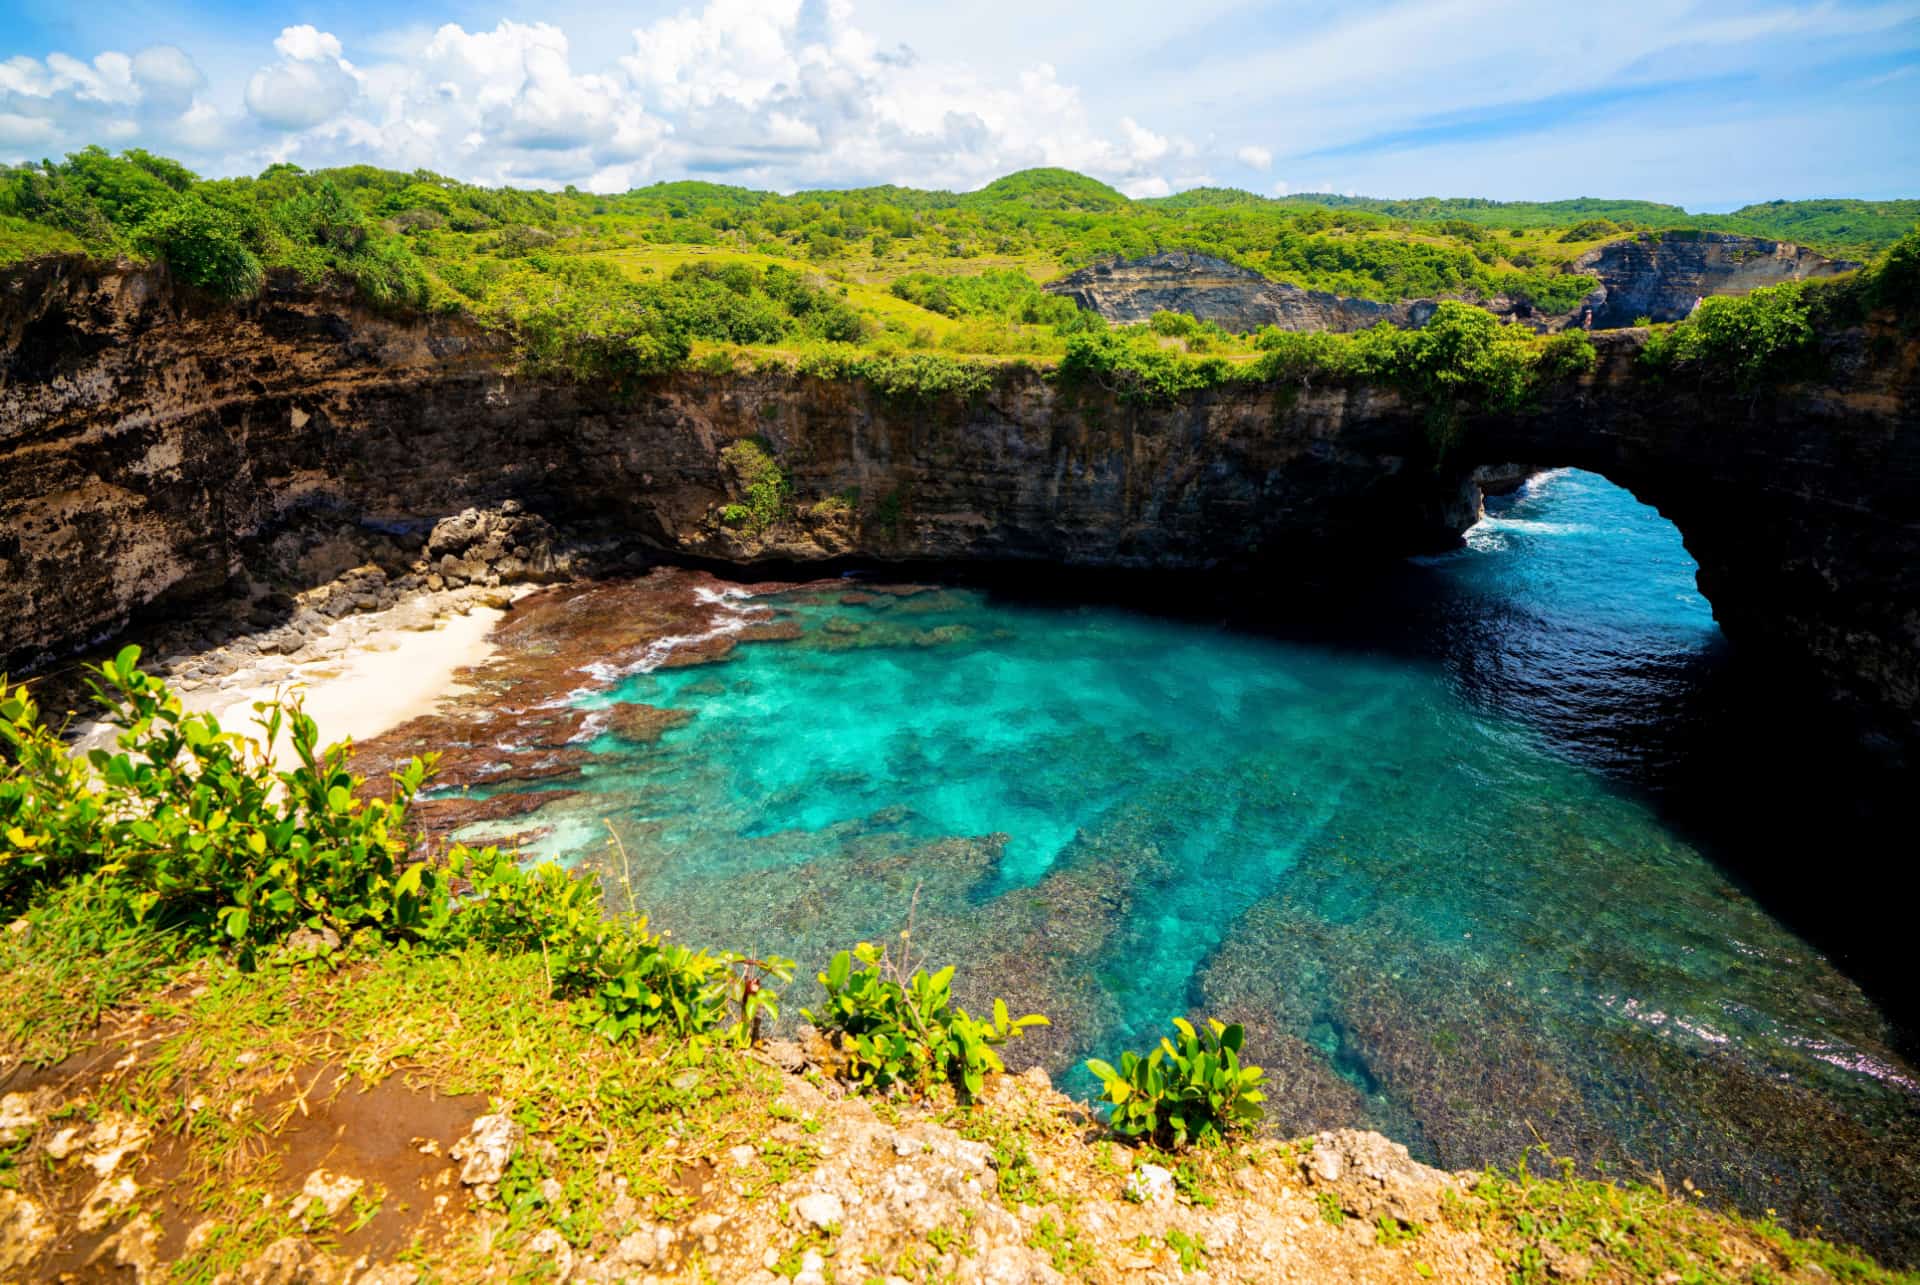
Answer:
[{"xmin": 497, "ymin": 470, "xmax": 1919, "ymax": 1255}]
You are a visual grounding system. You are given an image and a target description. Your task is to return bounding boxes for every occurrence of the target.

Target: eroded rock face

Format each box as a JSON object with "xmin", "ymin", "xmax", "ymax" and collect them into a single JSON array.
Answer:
[
  {"xmin": 1573, "ymin": 230, "xmax": 1858, "ymax": 327},
  {"xmin": 1044, "ymin": 250, "xmax": 1433, "ymax": 332},
  {"xmin": 1, "ymin": 257, "xmax": 1917, "ymax": 753}
]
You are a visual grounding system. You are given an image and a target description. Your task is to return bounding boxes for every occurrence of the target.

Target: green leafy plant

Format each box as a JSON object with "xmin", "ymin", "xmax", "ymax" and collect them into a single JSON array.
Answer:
[
  {"xmin": 1165, "ymin": 1227, "xmax": 1207, "ymax": 1273},
  {"xmin": 803, "ymin": 930, "xmax": 1047, "ymax": 1101},
  {"xmin": 133, "ymin": 195, "xmax": 264, "ymax": 298},
  {"xmin": 719, "ymin": 438, "xmax": 789, "ymax": 536},
  {"xmin": 3, "ymin": 651, "xmax": 791, "ymax": 1046},
  {"xmin": 5, "ymin": 647, "xmax": 454, "ymax": 965},
  {"xmin": 1084, "ymin": 1017, "xmax": 1266, "ymax": 1149},
  {"xmin": 1638, "ymin": 280, "xmax": 1818, "ymax": 388}
]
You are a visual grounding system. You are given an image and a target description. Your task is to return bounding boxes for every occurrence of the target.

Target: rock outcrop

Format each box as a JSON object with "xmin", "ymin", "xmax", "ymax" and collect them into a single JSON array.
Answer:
[
  {"xmin": 1044, "ymin": 250, "xmax": 1436, "ymax": 332},
  {"xmin": 2, "ymin": 257, "xmax": 1917, "ymax": 755},
  {"xmin": 1573, "ymin": 230, "xmax": 1858, "ymax": 327}
]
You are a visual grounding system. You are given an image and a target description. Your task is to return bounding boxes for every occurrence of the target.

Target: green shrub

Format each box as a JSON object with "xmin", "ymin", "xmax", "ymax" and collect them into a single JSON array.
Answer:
[
  {"xmin": 803, "ymin": 940, "xmax": 1048, "ymax": 1101},
  {"xmin": 451, "ymin": 845, "xmax": 791, "ymax": 1045},
  {"xmin": 0, "ymin": 214, "xmax": 86, "ymax": 265},
  {"xmin": 1085, "ymin": 1017, "xmax": 1266, "ymax": 1148},
  {"xmin": 488, "ymin": 256, "xmax": 691, "ymax": 383},
  {"xmin": 795, "ymin": 345, "xmax": 996, "ymax": 401},
  {"xmin": 2, "ymin": 652, "xmax": 791, "ymax": 1044},
  {"xmin": 1358, "ymin": 301, "xmax": 1538, "ymax": 414},
  {"xmin": 719, "ymin": 439, "xmax": 788, "ymax": 535},
  {"xmin": 1250, "ymin": 328, "xmax": 1355, "ymax": 384},
  {"xmin": 1058, "ymin": 330, "xmax": 1230, "ymax": 402},
  {"xmin": 1639, "ymin": 281, "xmax": 1817, "ymax": 387},
  {"xmin": 135, "ymin": 196, "xmax": 263, "ymax": 298},
  {"xmin": 1534, "ymin": 330, "xmax": 1598, "ymax": 383},
  {"xmin": 1149, "ymin": 309, "xmax": 1197, "ymax": 337},
  {"xmin": 2, "ymin": 647, "xmax": 447, "ymax": 963},
  {"xmin": 1558, "ymin": 219, "xmax": 1619, "ymax": 243},
  {"xmin": 1865, "ymin": 226, "xmax": 1920, "ymax": 313}
]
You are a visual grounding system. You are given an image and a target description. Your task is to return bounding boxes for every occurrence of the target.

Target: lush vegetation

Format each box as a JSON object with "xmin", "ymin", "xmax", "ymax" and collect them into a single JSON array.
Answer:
[
  {"xmin": 0, "ymin": 146, "xmax": 1908, "ymax": 408},
  {"xmin": 1212, "ymin": 191, "xmax": 1920, "ymax": 261},
  {"xmin": 802, "ymin": 939, "xmax": 1048, "ymax": 1101},
  {"xmin": 1639, "ymin": 226, "xmax": 1920, "ymax": 387},
  {"xmin": 717, "ymin": 438, "xmax": 790, "ymax": 534},
  {"xmin": 1086, "ymin": 1018, "xmax": 1267, "ymax": 1149},
  {"xmin": 1, "ymin": 650, "xmax": 802, "ymax": 1049}
]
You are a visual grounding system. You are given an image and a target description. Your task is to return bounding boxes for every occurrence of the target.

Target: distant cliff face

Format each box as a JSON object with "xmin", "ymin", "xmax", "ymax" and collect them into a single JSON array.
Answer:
[
  {"xmin": 1573, "ymin": 230, "xmax": 1858, "ymax": 327},
  {"xmin": 1043, "ymin": 250, "xmax": 1435, "ymax": 333},
  {"xmin": 2, "ymin": 257, "xmax": 1917, "ymax": 754},
  {"xmin": 1048, "ymin": 234, "xmax": 1857, "ymax": 336}
]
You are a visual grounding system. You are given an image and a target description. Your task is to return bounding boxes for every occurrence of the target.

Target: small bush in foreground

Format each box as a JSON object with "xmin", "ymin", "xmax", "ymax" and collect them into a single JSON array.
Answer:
[
  {"xmin": 803, "ymin": 939, "xmax": 1048, "ymax": 1101},
  {"xmin": 1086, "ymin": 1017, "xmax": 1266, "ymax": 1149}
]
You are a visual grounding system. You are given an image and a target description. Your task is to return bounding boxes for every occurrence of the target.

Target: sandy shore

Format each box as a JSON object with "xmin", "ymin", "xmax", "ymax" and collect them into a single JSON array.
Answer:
[
  {"xmin": 193, "ymin": 605, "xmax": 506, "ymax": 766},
  {"xmin": 71, "ymin": 589, "xmax": 517, "ymax": 766}
]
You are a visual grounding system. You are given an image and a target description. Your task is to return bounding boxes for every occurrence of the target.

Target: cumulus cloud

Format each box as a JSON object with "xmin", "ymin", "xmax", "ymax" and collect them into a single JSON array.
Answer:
[
  {"xmin": 0, "ymin": 0, "xmax": 1914, "ymax": 204},
  {"xmin": 130, "ymin": 47, "xmax": 206, "ymax": 113},
  {"xmin": 0, "ymin": 44, "xmax": 218, "ymax": 163},
  {"xmin": 0, "ymin": 1, "xmax": 1206, "ymax": 192},
  {"xmin": 245, "ymin": 25, "xmax": 359, "ymax": 130}
]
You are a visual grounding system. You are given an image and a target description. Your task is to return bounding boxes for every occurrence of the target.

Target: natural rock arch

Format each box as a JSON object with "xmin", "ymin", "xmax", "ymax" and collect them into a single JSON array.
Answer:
[{"xmin": 2, "ymin": 261, "xmax": 1915, "ymax": 754}]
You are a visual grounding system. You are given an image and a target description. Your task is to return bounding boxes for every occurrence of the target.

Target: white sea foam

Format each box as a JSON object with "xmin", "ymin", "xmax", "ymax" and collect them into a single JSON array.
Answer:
[{"xmin": 570, "ymin": 584, "xmax": 770, "ymax": 691}]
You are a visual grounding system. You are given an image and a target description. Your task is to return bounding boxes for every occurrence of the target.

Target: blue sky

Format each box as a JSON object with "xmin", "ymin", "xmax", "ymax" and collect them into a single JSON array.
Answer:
[{"xmin": 2, "ymin": 0, "xmax": 1916, "ymax": 207}]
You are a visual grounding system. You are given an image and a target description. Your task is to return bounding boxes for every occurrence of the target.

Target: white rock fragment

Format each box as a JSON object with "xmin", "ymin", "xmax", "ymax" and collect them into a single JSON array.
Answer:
[
  {"xmin": 1125, "ymin": 1162, "xmax": 1176, "ymax": 1206},
  {"xmin": 0, "ymin": 1091, "xmax": 43, "ymax": 1145},
  {"xmin": 293, "ymin": 1168, "xmax": 365, "ymax": 1221},
  {"xmin": 78, "ymin": 1173, "xmax": 138, "ymax": 1232},
  {"xmin": 0, "ymin": 1190, "xmax": 53, "ymax": 1273},
  {"xmin": 524, "ymin": 1228, "xmax": 573, "ymax": 1281},
  {"xmin": 83, "ymin": 1114, "xmax": 153, "ymax": 1177},
  {"xmin": 613, "ymin": 1228, "xmax": 659, "ymax": 1267},
  {"xmin": 450, "ymin": 1110, "xmax": 522, "ymax": 1194},
  {"xmin": 793, "ymin": 1191, "xmax": 844, "ymax": 1230}
]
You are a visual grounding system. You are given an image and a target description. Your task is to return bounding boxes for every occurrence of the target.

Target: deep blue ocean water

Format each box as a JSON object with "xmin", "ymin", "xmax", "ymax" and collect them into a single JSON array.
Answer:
[{"xmin": 486, "ymin": 470, "xmax": 1918, "ymax": 1252}]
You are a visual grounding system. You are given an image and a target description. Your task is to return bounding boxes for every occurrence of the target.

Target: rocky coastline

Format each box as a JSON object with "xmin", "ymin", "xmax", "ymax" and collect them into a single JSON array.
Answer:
[{"xmin": 3, "ymin": 256, "xmax": 1916, "ymax": 758}]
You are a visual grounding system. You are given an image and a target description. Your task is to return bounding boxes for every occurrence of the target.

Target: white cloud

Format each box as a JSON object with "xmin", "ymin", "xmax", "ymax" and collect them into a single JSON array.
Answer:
[
  {"xmin": 274, "ymin": 26, "xmax": 344, "ymax": 63},
  {"xmin": 0, "ymin": 3, "xmax": 1199, "ymax": 194},
  {"xmin": 0, "ymin": 0, "xmax": 1909, "ymax": 204},
  {"xmin": 0, "ymin": 44, "xmax": 217, "ymax": 164},
  {"xmin": 245, "ymin": 26, "xmax": 359, "ymax": 130},
  {"xmin": 131, "ymin": 47, "xmax": 206, "ymax": 113}
]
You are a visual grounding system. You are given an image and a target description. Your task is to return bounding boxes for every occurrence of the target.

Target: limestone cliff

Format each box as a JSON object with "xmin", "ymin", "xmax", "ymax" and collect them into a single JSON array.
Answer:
[
  {"xmin": 1043, "ymin": 250, "xmax": 1433, "ymax": 332},
  {"xmin": 2, "ymin": 256, "xmax": 1916, "ymax": 754},
  {"xmin": 1572, "ymin": 229, "xmax": 1858, "ymax": 327}
]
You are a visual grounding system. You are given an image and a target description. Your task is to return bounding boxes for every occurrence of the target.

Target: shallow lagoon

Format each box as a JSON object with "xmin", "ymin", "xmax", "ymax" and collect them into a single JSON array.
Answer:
[{"xmin": 494, "ymin": 471, "xmax": 1917, "ymax": 1256}]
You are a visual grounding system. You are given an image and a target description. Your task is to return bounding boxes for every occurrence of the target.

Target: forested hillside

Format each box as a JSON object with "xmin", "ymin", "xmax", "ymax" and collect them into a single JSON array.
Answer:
[{"xmin": 0, "ymin": 148, "xmax": 1910, "ymax": 393}]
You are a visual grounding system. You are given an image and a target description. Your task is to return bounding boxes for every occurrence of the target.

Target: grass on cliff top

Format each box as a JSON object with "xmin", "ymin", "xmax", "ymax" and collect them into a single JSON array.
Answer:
[{"xmin": 5, "ymin": 879, "xmax": 1915, "ymax": 1284}]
